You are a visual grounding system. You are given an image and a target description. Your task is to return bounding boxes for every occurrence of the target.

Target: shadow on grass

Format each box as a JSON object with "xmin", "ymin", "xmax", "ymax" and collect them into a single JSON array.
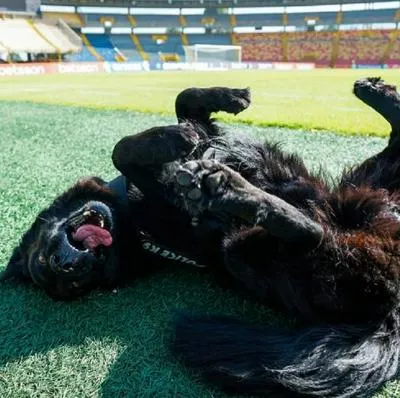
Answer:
[{"xmin": 0, "ymin": 265, "xmax": 278, "ymax": 397}]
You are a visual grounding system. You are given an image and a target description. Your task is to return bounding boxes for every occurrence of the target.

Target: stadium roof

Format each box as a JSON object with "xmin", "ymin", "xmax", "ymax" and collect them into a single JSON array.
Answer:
[{"xmin": 41, "ymin": 0, "xmax": 397, "ymax": 7}]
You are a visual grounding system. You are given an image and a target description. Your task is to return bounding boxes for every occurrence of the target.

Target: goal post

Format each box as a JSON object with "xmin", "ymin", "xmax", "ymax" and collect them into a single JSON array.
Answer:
[{"xmin": 183, "ymin": 44, "xmax": 242, "ymax": 63}]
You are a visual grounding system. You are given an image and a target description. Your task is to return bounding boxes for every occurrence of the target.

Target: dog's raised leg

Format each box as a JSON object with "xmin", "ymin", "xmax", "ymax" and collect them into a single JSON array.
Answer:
[
  {"xmin": 113, "ymin": 86, "xmax": 251, "ymax": 196},
  {"xmin": 173, "ymin": 160, "xmax": 323, "ymax": 246},
  {"xmin": 112, "ymin": 123, "xmax": 199, "ymax": 197},
  {"xmin": 354, "ymin": 77, "xmax": 400, "ymax": 144},
  {"xmin": 175, "ymin": 86, "xmax": 251, "ymax": 125},
  {"xmin": 341, "ymin": 79, "xmax": 400, "ymax": 191}
]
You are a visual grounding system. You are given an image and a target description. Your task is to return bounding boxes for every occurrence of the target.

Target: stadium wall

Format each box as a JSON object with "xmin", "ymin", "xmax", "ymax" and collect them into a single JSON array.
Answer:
[
  {"xmin": 0, "ymin": 61, "xmax": 319, "ymax": 77},
  {"xmin": 2, "ymin": 60, "xmax": 400, "ymax": 77}
]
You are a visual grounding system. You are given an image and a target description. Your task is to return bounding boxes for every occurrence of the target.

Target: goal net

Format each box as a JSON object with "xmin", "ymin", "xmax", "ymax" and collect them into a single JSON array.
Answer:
[{"xmin": 183, "ymin": 44, "xmax": 242, "ymax": 63}]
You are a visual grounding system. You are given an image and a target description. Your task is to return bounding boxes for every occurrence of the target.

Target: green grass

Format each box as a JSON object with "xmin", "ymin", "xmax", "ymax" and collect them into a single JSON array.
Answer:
[
  {"xmin": 0, "ymin": 98, "xmax": 399, "ymax": 397},
  {"xmin": 0, "ymin": 69, "xmax": 399, "ymax": 136}
]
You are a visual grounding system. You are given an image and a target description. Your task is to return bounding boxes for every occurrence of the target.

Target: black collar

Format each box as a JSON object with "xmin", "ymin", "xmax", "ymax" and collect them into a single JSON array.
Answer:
[{"xmin": 106, "ymin": 175, "xmax": 129, "ymax": 204}]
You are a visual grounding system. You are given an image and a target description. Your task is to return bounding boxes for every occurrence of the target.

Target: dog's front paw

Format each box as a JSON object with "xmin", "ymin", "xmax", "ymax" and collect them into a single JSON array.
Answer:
[
  {"xmin": 220, "ymin": 87, "xmax": 251, "ymax": 115},
  {"xmin": 174, "ymin": 160, "xmax": 253, "ymax": 221}
]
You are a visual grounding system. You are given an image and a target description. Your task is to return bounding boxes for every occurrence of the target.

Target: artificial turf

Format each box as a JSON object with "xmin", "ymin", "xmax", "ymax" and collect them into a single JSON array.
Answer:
[
  {"xmin": 0, "ymin": 69, "xmax": 399, "ymax": 136},
  {"xmin": 1, "ymin": 99, "xmax": 399, "ymax": 397}
]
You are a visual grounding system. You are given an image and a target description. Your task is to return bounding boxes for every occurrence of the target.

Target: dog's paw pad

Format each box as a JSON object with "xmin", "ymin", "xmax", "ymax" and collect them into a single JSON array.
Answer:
[
  {"xmin": 176, "ymin": 169, "xmax": 194, "ymax": 187},
  {"xmin": 174, "ymin": 160, "xmax": 225, "ymax": 216},
  {"xmin": 187, "ymin": 187, "xmax": 202, "ymax": 201}
]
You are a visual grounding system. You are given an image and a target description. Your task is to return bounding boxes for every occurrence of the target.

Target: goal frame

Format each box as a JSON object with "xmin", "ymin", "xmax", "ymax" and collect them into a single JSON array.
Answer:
[{"xmin": 183, "ymin": 44, "xmax": 242, "ymax": 63}]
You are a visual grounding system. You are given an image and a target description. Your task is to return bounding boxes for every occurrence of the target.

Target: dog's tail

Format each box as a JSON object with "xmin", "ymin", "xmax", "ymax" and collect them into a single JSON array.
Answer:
[{"xmin": 173, "ymin": 311, "xmax": 400, "ymax": 397}]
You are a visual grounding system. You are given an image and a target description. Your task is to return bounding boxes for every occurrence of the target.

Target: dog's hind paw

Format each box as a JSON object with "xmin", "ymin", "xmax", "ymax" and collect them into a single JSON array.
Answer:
[
  {"xmin": 353, "ymin": 77, "xmax": 399, "ymax": 102},
  {"xmin": 353, "ymin": 77, "xmax": 400, "ymax": 138}
]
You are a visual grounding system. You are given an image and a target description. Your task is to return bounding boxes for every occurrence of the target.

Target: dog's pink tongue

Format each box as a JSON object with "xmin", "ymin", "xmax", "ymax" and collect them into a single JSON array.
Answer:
[{"xmin": 72, "ymin": 225, "xmax": 112, "ymax": 250}]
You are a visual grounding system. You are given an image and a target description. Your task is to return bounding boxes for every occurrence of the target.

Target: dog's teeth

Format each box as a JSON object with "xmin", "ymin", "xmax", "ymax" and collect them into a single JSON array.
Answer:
[{"xmin": 100, "ymin": 219, "xmax": 105, "ymax": 228}]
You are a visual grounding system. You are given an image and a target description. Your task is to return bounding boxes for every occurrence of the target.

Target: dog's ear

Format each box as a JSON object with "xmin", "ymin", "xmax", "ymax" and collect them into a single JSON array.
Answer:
[{"xmin": 0, "ymin": 246, "xmax": 29, "ymax": 282}]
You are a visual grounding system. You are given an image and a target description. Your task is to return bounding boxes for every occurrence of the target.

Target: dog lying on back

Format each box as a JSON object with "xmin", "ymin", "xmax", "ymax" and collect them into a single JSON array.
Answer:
[{"xmin": 3, "ymin": 78, "xmax": 400, "ymax": 397}]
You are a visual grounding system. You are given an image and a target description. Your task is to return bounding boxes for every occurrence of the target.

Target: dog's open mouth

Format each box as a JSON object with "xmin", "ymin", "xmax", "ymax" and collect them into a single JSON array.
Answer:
[{"xmin": 67, "ymin": 206, "xmax": 113, "ymax": 256}]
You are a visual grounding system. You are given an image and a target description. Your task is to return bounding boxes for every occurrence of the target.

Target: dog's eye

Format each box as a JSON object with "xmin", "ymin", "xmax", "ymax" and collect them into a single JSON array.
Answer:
[{"xmin": 38, "ymin": 255, "xmax": 46, "ymax": 264}]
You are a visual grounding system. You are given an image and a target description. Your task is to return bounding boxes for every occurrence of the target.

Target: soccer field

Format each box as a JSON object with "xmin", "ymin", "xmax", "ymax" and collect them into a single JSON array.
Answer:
[
  {"xmin": 0, "ymin": 69, "xmax": 399, "ymax": 136},
  {"xmin": 0, "ymin": 70, "xmax": 399, "ymax": 397}
]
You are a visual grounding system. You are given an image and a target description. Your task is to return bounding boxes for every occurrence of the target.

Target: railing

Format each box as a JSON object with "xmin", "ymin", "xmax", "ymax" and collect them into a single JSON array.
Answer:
[{"xmin": 58, "ymin": 18, "xmax": 82, "ymax": 49}]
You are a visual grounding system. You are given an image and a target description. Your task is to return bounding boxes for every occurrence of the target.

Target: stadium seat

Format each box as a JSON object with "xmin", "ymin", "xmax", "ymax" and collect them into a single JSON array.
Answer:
[
  {"xmin": 34, "ymin": 21, "xmax": 81, "ymax": 54},
  {"xmin": 67, "ymin": 45, "xmax": 97, "ymax": 62},
  {"xmin": 0, "ymin": 19, "xmax": 65, "ymax": 54},
  {"xmin": 287, "ymin": 31, "xmax": 333, "ymax": 63},
  {"xmin": 16, "ymin": 7, "xmax": 400, "ymax": 66},
  {"xmin": 138, "ymin": 34, "xmax": 183, "ymax": 63},
  {"xmin": 388, "ymin": 36, "xmax": 400, "ymax": 62},
  {"xmin": 337, "ymin": 30, "xmax": 390, "ymax": 64},
  {"xmin": 85, "ymin": 34, "xmax": 116, "ymax": 62},
  {"xmin": 110, "ymin": 35, "xmax": 142, "ymax": 61},
  {"xmin": 234, "ymin": 33, "xmax": 284, "ymax": 62},
  {"xmin": 42, "ymin": 12, "xmax": 82, "ymax": 28}
]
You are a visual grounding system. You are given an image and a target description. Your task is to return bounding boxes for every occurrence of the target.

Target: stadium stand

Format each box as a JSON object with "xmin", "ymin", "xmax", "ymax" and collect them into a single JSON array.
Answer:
[
  {"xmin": 130, "ymin": 34, "xmax": 148, "ymax": 60},
  {"xmin": 0, "ymin": 19, "xmax": 55, "ymax": 54},
  {"xmin": 0, "ymin": 18, "xmax": 80, "ymax": 56},
  {"xmin": 67, "ymin": 43, "xmax": 96, "ymax": 61},
  {"xmin": 42, "ymin": 12, "xmax": 82, "ymax": 28},
  {"xmin": 110, "ymin": 35, "xmax": 142, "ymax": 61},
  {"xmin": 234, "ymin": 33, "xmax": 284, "ymax": 62},
  {"xmin": 2, "ymin": 3, "xmax": 400, "ymax": 66},
  {"xmin": 387, "ymin": 32, "xmax": 400, "ymax": 63},
  {"xmin": 34, "ymin": 21, "xmax": 81, "ymax": 54},
  {"xmin": 139, "ymin": 34, "xmax": 183, "ymax": 62},
  {"xmin": 85, "ymin": 34, "xmax": 116, "ymax": 61},
  {"xmin": 287, "ymin": 31, "xmax": 333, "ymax": 63},
  {"xmin": 231, "ymin": 29, "xmax": 395, "ymax": 66},
  {"xmin": 336, "ymin": 30, "xmax": 390, "ymax": 64}
]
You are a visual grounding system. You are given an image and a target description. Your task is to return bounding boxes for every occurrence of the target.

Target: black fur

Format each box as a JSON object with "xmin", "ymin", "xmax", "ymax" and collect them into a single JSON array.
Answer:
[
  {"xmin": 6, "ymin": 79, "xmax": 400, "ymax": 396},
  {"xmin": 173, "ymin": 312, "xmax": 400, "ymax": 397},
  {"xmin": 112, "ymin": 79, "xmax": 400, "ymax": 397}
]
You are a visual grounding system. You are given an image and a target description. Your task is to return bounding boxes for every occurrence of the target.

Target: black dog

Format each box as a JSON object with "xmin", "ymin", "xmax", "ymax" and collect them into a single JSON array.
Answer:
[
  {"xmin": 0, "ymin": 87, "xmax": 251, "ymax": 299},
  {"xmin": 4, "ymin": 80, "xmax": 400, "ymax": 397},
  {"xmin": 111, "ymin": 78, "xmax": 400, "ymax": 397}
]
